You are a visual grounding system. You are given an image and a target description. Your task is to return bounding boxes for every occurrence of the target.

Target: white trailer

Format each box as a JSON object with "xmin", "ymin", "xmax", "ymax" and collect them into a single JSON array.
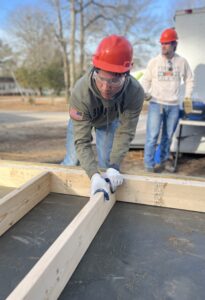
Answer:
[{"xmin": 175, "ymin": 7, "xmax": 205, "ymax": 102}]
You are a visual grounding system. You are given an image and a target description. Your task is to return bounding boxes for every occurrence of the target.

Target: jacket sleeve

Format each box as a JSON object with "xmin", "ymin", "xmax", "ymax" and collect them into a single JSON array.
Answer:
[
  {"xmin": 70, "ymin": 84, "xmax": 99, "ymax": 179},
  {"xmin": 183, "ymin": 59, "xmax": 194, "ymax": 98},
  {"xmin": 109, "ymin": 84, "xmax": 144, "ymax": 169},
  {"xmin": 72, "ymin": 118, "xmax": 99, "ymax": 178}
]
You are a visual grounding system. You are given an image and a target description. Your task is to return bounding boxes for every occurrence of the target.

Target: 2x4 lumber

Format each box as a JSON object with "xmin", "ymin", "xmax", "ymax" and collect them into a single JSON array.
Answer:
[
  {"xmin": 0, "ymin": 171, "xmax": 50, "ymax": 236},
  {"xmin": 51, "ymin": 170, "xmax": 90, "ymax": 196},
  {"xmin": 0, "ymin": 161, "xmax": 90, "ymax": 195},
  {"xmin": 6, "ymin": 192, "xmax": 116, "ymax": 300},
  {"xmin": 116, "ymin": 174, "xmax": 205, "ymax": 213},
  {"xmin": 0, "ymin": 186, "xmax": 15, "ymax": 198},
  {"xmin": 1, "ymin": 160, "xmax": 205, "ymax": 212},
  {"xmin": 0, "ymin": 167, "xmax": 43, "ymax": 188}
]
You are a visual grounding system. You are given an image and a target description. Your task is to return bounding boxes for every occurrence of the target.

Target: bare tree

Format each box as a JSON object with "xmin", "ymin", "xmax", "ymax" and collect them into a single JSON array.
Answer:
[
  {"xmin": 0, "ymin": 40, "xmax": 14, "ymax": 76},
  {"xmin": 79, "ymin": 0, "xmax": 85, "ymax": 75},
  {"xmin": 5, "ymin": 0, "xmax": 162, "ymax": 98},
  {"xmin": 69, "ymin": 0, "xmax": 77, "ymax": 90},
  {"xmin": 8, "ymin": 6, "xmax": 60, "ymax": 69},
  {"xmin": 49, "ymin": 0, "xmax": 70, "ymax": 101}
]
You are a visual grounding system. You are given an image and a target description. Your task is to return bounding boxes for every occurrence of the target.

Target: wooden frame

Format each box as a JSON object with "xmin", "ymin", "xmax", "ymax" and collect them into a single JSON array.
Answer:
[
  {"xmin": 1, "ymin": 160, "xmax": 205, "ymax": 300},
  {"xmin": 0, "ymin": 171, "xmax": 50, "ymax": 236}
]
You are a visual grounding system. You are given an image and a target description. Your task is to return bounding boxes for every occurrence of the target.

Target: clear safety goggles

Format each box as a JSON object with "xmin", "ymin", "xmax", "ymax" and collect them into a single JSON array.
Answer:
[{"xmin": 93, "ymin": 71, "xmax": 126, "ymax": 87}]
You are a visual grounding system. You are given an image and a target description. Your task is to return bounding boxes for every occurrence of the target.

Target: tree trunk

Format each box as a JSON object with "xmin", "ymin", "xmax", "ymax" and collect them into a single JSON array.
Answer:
[
  {"xmin": 62, "ymin": 48, "xmax": 69, "ymax": 103},
  {"xmin": 54, "ymin": 0, "xmax": 70, "ymax": 103},
  {"xmin": 79, "ymin": 0, "xmax": 85, "ymax": 76},
  {"xmin": 69, "ymin": 0, "xmax": 76, "ymax": 91}
]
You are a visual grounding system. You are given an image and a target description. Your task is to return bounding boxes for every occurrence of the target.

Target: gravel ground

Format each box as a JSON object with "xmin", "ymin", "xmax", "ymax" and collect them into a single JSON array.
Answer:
[{"xmin": 0, "ymin": 97, "xmax": 204, "ymax": 178}]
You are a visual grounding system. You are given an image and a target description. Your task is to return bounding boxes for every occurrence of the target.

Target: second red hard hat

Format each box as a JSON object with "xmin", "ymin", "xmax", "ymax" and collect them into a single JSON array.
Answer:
[{"xmin": 160, "ymin": 28, "xmax": 178, "ymax": 43}]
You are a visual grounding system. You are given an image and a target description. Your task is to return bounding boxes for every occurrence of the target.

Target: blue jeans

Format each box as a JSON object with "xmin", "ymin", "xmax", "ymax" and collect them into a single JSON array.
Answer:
[
  {"xmin": 144, "ymin": 102, "xmax": 179, "ymax": 168},
  {"xmin": 61, "ymin": 119, "xmax": 119, "ymax": 168}
]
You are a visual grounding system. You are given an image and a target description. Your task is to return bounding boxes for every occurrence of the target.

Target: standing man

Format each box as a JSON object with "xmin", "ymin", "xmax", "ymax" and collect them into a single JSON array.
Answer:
[
  {"xmin": 61, "ymin": 35, "xmax": 144, "ymax": 199},
  {"xmin": 142, "ymin": 28, "xmax": 194, "ymax": 172}
]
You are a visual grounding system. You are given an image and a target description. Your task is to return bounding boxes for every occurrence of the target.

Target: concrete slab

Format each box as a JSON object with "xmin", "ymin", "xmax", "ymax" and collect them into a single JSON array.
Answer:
[
  {"xmin": 1, "ymin": 194, "xmax": 205, "ymax": 300},
  {"xmin": 61, "ymin": 202, "xmax": 205, "ymax": 300},
  {"xmin": 0, "ymin": 193, "xmax": 87, "ymax": 300}
]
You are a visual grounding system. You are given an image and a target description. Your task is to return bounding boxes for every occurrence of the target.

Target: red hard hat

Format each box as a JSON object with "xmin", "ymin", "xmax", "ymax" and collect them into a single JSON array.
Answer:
[
  {"xmin": 160, "ymin": 28, "xmax": 178, "ymax": 43},
  {"xmin": 92, "ymin": 35, "xmax": 133, "ymax": 73}
]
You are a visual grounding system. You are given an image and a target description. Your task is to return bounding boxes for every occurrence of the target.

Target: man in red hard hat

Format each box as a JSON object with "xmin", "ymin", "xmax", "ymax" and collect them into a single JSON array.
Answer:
[
  {"xmin": 61, "ymin": 35, "xmax": 144, "ymax": 199},
  {"xmin": 142, "ymin": 28, "xmax": 194, "ymax": 173}
]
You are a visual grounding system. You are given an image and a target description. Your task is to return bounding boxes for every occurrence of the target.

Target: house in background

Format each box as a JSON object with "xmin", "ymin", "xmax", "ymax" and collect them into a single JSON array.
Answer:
[{"xmin": 0, "ymin": 76, "xmax": 19, "ymax": 95}]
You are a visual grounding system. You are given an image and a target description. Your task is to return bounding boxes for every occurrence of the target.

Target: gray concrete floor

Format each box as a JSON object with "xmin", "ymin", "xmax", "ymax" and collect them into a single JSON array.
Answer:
[
  {"xmin": 60, "ymin": 202, "xmax": 205, "ymax": 300},
  {"xmin": 1, "ymin": 194, "xmax": 205, "ymax": 300},
  {"xmin": 0, "ymin": 193, "xmax": 87, "ymax": 300}
]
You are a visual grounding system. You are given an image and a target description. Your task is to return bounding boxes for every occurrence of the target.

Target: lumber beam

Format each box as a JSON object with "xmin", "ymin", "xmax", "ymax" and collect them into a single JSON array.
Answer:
[
  {"xmin": 0, "ymin": 171, "xmax": 51, "ymax": 236},
  {"xmin": 0, "ymin": 167, "xmax": 44, "ymax": 188},
  {"xmin": 0, "ymin": 186, "xmax": 14, "ymax": 198},
  {"xmin": 116, "ymin": 174, "xmax": 205, "ymax": 213},
  {"xmin": 1, "ymin": 160, "xmax": 205, "ymax": 212},
  {"xmin": 0, "ymin": 161, "xmax": 90, "ymax": 195},
  {"xmin": 6, "ymin": 192, "xmax": 116, "ymax": 300}
]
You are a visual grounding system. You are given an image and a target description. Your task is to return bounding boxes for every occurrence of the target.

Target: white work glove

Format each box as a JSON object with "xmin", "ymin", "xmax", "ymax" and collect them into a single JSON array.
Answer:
[
  {"xmin": 90, "ymin": 173, "xmax": 110, "ymax": 200},
  {"xmin": 104, "ymin": 168, "xmax": 123, "ymax": 193}
]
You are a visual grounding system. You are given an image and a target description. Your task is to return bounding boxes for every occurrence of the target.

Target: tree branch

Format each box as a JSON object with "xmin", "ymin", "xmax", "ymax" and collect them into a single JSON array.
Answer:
[{"xmin": 84, "ymin": 14, "xmax": 113, "ymax": 30}]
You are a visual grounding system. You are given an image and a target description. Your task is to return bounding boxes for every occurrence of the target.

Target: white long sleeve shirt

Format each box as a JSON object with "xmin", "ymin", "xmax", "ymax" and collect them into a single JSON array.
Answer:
[{"xmin": 142, "ymin": 54, "xmax": 194, "ymax": 105}]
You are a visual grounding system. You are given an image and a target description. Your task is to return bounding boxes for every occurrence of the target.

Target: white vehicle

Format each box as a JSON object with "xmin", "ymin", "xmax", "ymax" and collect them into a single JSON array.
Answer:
[{"xmin": 132, "ymin": 7, "xmax": 205, "ymax": 154}]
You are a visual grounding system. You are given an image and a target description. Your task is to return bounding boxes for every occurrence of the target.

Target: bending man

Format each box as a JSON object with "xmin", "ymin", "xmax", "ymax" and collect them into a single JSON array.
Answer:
[{"xmin": 62, "ymin": 35, "xmax": 144, "ymax": 198}]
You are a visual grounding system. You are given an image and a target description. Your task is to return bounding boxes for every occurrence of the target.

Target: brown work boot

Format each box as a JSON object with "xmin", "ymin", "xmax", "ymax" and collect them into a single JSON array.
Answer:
[
  {"xmin": 145, "ymin": 165, "xmax": 163, "ymax": 173},
  {"xmin": 154, "ymin": 163, "xmax": 164, "ymax": 173},
  {"xmin": 164, "ymin": 159, "xmax": 175, "ymax": 173}
]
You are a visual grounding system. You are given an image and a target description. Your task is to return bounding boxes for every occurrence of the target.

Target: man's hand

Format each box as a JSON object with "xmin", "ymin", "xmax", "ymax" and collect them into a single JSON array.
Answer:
[
  {"xmin": 104, "ymin": 168, "xmax": 123, "ymax": 193},
  {"xmin": 184, "ymin": 97, "xmax": 193, "ymax": 114},
  {"xmin": 91, "ymin": 173, "xmax": 110, "ymax": 200},
  {"xmin": 144, "ymin": 93, "xmax": 152, "ymax": 102}
]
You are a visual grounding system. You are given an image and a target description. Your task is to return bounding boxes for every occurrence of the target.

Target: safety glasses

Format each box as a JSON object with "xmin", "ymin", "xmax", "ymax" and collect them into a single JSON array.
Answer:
[{"xmin": 93, "ymin": 71, "xmax": 126, "ymax": 87}]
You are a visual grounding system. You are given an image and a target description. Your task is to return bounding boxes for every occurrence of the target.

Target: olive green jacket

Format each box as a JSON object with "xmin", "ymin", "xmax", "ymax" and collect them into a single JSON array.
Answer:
[{"xmin": 70, "ymin": 68, "xmax": 144, "ymax": 178}]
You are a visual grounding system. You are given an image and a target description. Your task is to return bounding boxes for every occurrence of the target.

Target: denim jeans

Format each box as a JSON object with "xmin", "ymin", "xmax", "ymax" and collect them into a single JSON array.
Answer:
[
  {"xmin": 61, "ymin": 119, "xmax": 119, "ymax": 168},
  {"xmin": 61, "ymin": 120, "xmax": 79, "ymax": 166},
  {"xmin": 144, "ymin": 102, "xmax": 179, "ymax": 169}
]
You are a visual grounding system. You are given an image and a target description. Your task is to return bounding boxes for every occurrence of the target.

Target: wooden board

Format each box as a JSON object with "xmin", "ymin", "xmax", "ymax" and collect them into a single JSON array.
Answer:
[
  {"xmin": 6, "ymin": 192, "xmax": 116, "ymax": 300},
  {"xmin": 116, "ymin": 174, "xmax": 205, "ymax": 212},
  {"xmin": 0, "ymin": 171, "xmax": 50, "ymax": 236},
  {"xmin": 0, "ymin": 160, "xmax": 205, "ymax": 300},
  {"xmin": 0, "ymin": 186, "xmax": 15, "ymax": 198},
  {"xmin": 1, "ymin": 160, "xmax": 205, "ymax": 212}
]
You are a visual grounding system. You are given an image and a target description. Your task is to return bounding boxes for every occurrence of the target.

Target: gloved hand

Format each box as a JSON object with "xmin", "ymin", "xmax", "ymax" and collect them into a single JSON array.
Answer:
[
  {"xmin": 90, "ymin": 173, "xmax": 110, "ymax": 200},
  {"xmin": 144, "ymin": 93, "xmax": 152, "ymax": 101},
  {"xmin": 184, "ymin": 97, "xmax": 193, "ymax": 114},
  {"xmin": 104, "ymin": 168, "xmax": 123, "ymax": 193}
]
